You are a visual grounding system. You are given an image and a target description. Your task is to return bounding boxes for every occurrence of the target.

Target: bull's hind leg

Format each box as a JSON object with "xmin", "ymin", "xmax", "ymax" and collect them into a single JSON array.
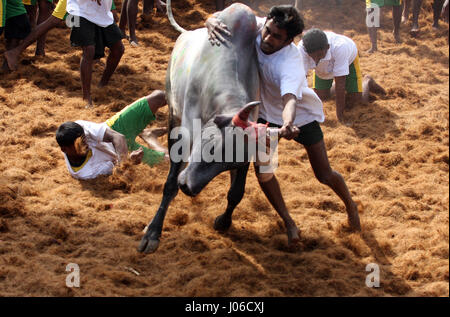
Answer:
[
  {"xmin": 138, "ymin": 159, "xmax": 183, "ymax": 253},
  {"xmin": 214, "ymin": 163, "xmax": 250, "ymax": 232}
]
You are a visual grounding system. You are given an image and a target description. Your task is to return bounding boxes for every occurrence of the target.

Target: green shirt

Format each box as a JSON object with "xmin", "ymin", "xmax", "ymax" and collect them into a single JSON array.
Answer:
[{"xmin": 6, "ymin": 0, "xmax": 26, "ymax": 20}]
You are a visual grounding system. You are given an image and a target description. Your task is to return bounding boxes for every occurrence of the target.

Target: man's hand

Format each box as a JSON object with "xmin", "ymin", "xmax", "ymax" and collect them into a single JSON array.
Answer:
[
  {"xmin": 129, "ymin": 148, "xmax": 144, "ymax": 165},
  {"xmin": 280, "ymin": 122, "xmax": 299, "ymax": 140},
  {"xmin": 205, "ymin": 16, "xmax": 231, "ymax": 46}
]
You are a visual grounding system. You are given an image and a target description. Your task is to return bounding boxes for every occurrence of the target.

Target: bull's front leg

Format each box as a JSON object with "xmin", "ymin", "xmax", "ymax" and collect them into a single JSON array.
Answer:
[
  {"xmin": 138, "ymin": 159, "xmax": 183, "ymax": 254},
  {"xmin": 214, "ymin": 163, "xmax": 250, "ymax": 232}
]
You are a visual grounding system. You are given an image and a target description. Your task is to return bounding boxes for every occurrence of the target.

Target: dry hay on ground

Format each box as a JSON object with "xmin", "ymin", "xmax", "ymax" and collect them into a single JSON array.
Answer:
[{"xmin": 0, "ymin": 0, "xmax": 448, "ymax": 296}]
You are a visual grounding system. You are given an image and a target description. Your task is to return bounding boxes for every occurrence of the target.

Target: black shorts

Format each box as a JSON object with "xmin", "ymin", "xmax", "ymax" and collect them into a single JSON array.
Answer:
[
  {"xmin": 257, "ymin": 119, "xmax": 324, "ymax": 146},
  {"xmin": 5, "ymin": 14, "xmax": 31, "ymax": 40},
  {"xmin": 0, "ymin": 27, "xmax": 3, "ymax": 36},
  {"xmin": 69, "ymin": 16, "xmax": 124, "ymax": 59}
]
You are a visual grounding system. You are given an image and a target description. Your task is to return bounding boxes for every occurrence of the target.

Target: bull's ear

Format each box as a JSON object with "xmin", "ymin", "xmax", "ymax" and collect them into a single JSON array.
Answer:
[{"xmin": 214, "ymin": 115, "xmax": 233, "ymax": 128}]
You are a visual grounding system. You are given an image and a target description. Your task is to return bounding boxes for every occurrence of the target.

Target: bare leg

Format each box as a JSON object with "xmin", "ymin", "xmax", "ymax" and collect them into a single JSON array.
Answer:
[
  {"xmin": 35, "ymin": 0, "xmax": 52, "ymax": 56},
  {"xmin": 98, "ymin": 40, "xmax": 124, "ymax": 87},
  {"xmin": 314, "ymin": 88, "xmax": 332, "ymax": 101},
  {"xmin": 119, "ymin": 0, "xmax": 129, "ymax": 39},
  {"xmin": 127, "ymin": 0, "xmax": 140, "ymax": 45},
  {"xmin": 25, "ymin": 5, "xmax": 37, "ymax": 29},
  {"xmin": 410, "ymin": 0, "xmax": 423, "ymax": 36},
  {"xmin": 402, "ymin": 0, "xmax": 411, "ymax": 23},
  {"xmin": 393, "ymin": 5, "xmax": 402, "ymax": 43},
  {"xmin": 361, "ymin": 75, "xmax": 386, "ymax": 103},
  {"xmin": 4, "ymin": 16, "xmax": 62, "ymax": 71},
  {"xmin": 80, "ymin": 45, "xmax": 95, "ymax": 107},
  {"xmin": 305, "ymin": 140, "xmax": 361, "ymax": 231},
  {"xmin": 256, "ymin": 170, "xmax": 300, "ymax": 247},
  {"xmin": 433, "ymin": 0, "xmax": 445, "ymax": 28},
  {"xmin": 367, "ymin": 26, "xmax": 378, "ymax": 53},
  {"xmin": 2, "ymin": 39, "xmax": 20, "ymax": 71}
]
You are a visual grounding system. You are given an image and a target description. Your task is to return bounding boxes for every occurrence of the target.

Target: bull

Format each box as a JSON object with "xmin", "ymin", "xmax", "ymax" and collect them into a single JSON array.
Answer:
[{"xmin": 138, "ymin": 1, "xmax": 273, "ymax": 253}]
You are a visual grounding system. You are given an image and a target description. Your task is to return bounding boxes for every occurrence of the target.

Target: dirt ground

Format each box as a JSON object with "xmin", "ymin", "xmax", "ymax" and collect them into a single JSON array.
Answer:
[{"xmin": 0, "ymin": 0, "xmax": 448, "ymax": 297}]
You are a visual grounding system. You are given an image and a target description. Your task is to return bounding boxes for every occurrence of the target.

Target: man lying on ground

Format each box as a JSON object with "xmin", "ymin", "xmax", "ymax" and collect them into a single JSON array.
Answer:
[{"xmin": 56, "ymin": 90, "xmax": 169, "ymax": 180}]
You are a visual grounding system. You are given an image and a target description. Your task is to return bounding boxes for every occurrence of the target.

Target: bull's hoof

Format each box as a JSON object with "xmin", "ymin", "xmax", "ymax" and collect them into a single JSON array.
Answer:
[
  {"xmin": 214, "ymin": 214, "xmax": 232, "ymax": 232},
  {"xmin": 137, "ymin": 235, "xmax": 160, "ymax": 254}
]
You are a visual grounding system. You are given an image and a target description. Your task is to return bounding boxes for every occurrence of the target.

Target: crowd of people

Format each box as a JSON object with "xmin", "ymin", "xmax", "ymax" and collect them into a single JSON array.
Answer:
[{"xmin": 0, "ymin": 0, "xmax": 448, "ymax": 246}]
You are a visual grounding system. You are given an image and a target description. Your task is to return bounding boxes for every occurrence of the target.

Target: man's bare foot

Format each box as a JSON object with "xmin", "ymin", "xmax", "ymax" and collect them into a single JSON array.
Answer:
[
  {"xmin": 4, "ymin": 49, "xmax": 19, "ymax": 71},
  {"xmin": 84, "ymin": 97, "xmax": 93, "ymax": 109},
  {"xmin": 432, "ymin": 22, "xmax": 440, "ymax": 30},
  {"xmin": 347, "ymin": 202, "xmax": 361, "ymax": 231},
  {"xmin": 287, "ymin": 225, "xmax": 301, "ymax": 247},
  {"xmin": 401, "ymin": 15, "xmax": 408, "ymax": 24},
  {"xmin": 367, "ymin": 47, "xmax": 377, "ymax": 54},
  {"xmin": 410, "ymin": 24, "xmax": 420, "ymax": 37},
  {"xmin": 393, "ymin": 31, "xmax": 402, "ymax": 43},
  {"xmin": 140, "ymin": 128, "xmax": 168, "ymax": 154},
  {"xmin": 365, "ymin": 75, "xmax": 386, "ymax": 95}
]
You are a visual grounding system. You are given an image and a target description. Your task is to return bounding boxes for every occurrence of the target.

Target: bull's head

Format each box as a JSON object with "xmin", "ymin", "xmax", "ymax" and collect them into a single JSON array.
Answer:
[{"xmin": 178, "ymin": 101, "xmax": 278, "ymax": 196}]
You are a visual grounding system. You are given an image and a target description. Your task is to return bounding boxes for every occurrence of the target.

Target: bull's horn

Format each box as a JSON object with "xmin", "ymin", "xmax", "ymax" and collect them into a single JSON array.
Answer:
[{"xmin": 233, "ymin": 101, "xmax": 261, "ymax": 122}]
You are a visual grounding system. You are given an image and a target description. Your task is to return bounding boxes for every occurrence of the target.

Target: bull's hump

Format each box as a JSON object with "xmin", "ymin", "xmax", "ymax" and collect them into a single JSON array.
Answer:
[{"xmin": 219, "ymin": 3, "xmax": 257, "ymax": 43}]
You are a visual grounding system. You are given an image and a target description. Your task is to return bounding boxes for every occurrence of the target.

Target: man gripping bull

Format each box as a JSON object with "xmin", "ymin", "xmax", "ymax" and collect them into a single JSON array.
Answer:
[{"xmin": 206, "ymin": 4, "xmax": 361, "ymax": 247}]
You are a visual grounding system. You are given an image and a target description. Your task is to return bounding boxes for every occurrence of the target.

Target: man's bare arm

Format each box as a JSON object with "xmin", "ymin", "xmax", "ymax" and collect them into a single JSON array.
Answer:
[
  {"xmin": 334, "ymin": 76, "xmax": 346, "ymax": 123},
  {"xmin": 280, "ymin": 93, "xmax": 299, "ymax": 140},
  {"xmin": 103, "ymin": 128, "xmax": 129, "ymax": 162}
]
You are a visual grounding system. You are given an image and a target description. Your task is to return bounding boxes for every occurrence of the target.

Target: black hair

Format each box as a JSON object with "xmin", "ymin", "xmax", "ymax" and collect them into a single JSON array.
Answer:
[
  {"xmin": 302, "ymin": 28, "xmax": 329, "ymax": 53},
  {"xmin": 55, "ymin": 121, "xmax": 84, "ymax": 147},
  {"xmin": 266, "ymin": 5, "xmax": 304, "ymax": 40}
]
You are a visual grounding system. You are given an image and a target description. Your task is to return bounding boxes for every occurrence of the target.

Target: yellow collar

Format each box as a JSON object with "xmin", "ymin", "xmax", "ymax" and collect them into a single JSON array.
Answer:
[{"xmin": 70, "ymin": 149, "xmax": 92, "ymax": 172}]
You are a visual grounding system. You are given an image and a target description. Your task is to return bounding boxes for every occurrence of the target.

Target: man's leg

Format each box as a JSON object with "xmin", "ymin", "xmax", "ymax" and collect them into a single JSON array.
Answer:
[
  {"xmin": 433, "ymin": 0, "xmax": 445, "ymax": 28},
  {"xmin": 4, "ymin": 15, "xmax": 61, "ymax": 71},
  {"xmin": 24, "ymin": 4, "xmax": 37, "ymax": 29},
  {"xmin": 98, "ymin": 40, "xmax": 124, "ymax": 87},
  {"xmin": 255, "ymin": 169, "xmax": 300, "ymax": 246},
  {"xmin": 35, "ymin": 0, "xmax": 52, "ymax": 56},
  {"xmin": 409, "ymin": 0, "xmax": 423, "ymax": 35},
  {"xmin": 346, "ymin": 76, "xmax": 386, "ymax": 105},
  {"xmin": 304, "ymin": 139, "xmax": 361, "ymax": 231},
  {"xmin": 80, "ymin": 45, "xmax": 95, "ymax": 107},
  {"xmin": 402, "ymin": 0, "xmax": 411, "ymax": 23},
  {"xmin": 127, "ymin": 0, "xmax": 139, "ymax": 45},
  {"xmin": 119, "ymin": 0, "xmax": 129, "ymax": 38},
  {"xmin": 139, "ymin": 90, "xmax": 169, "ymax": 155},
  {"xmin": 392, "ymin": 4, "xmax": 402, "ymax": 43}
]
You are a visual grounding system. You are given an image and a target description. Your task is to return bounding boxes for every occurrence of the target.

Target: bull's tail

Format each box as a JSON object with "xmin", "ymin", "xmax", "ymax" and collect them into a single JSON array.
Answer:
[{"xmin": 167, "ymin": 0, "xmax": 187, "ymax": 33}]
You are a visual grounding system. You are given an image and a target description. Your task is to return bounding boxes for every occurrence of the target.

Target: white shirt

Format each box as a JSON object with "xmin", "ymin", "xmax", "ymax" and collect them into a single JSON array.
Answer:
[
  {"xmin": 298, "ymin": 31, "xmax": 358, "ymax": 80},
  {"xmin": 67, "ymin": 0, "xmax": 114, "ymax": 27},
  {"xmin": 255, "ymin": 17, "xmax": 324, "ymax": 127},
  {"xmin": 63, "ymin": 120, "xmax": 118, "ymax": 180}
]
